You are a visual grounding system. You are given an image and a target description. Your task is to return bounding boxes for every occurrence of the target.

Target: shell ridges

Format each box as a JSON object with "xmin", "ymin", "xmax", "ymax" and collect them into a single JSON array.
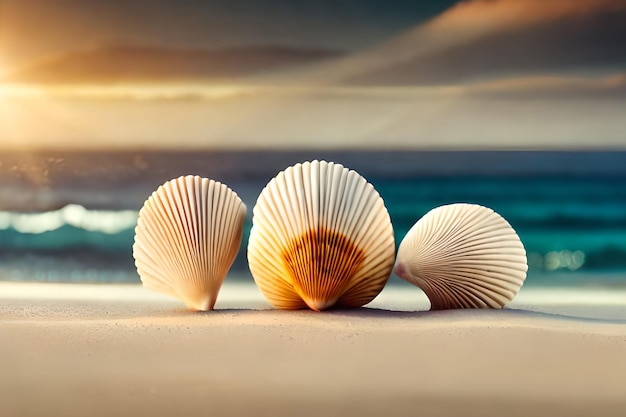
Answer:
[
  {"xmin": 395, "ymin": 203, "xmax": 528, "ymax": 310},
  {"xmin": 133, "ymin": 176, "xmax": 246, "ymax": 311},
  {"xmin": 248, "ymin": 160, "xmax": 395, "ymax": 311}
]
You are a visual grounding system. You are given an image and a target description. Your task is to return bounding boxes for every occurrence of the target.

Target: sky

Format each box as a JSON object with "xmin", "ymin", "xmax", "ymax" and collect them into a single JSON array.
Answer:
[
  {"xmin": 0, "ymin": 0, "xmax": 458, "ymax": 72},
  {"xmin": 0, "ymin": 0, "xmax": 625, "ymax": 150}
]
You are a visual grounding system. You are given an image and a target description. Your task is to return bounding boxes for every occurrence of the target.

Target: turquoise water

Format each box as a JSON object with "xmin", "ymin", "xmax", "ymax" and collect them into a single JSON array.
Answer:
[
  {"xmin": 0, "ymin": 150, "xmax": 625, "ymax": 286},
  {"xmin": 376, "ymin": 176, "xmax": 626, "ymax": 287}
]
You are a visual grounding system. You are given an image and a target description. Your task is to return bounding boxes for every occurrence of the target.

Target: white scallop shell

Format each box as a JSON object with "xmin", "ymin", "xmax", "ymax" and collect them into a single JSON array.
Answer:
[
  {"xmin": 133, "ymin": 176, "xmax": 246, "ymax": 311},
  {"xmin": 395, "ymin": 203, "xmax": 527, "ymax": 310},
  {"xmin": 247, "ymin": 160, "xmax": 395, "ymax": 311}
]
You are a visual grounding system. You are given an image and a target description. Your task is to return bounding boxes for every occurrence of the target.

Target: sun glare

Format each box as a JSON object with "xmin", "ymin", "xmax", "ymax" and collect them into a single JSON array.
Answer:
[
  {"xmin": 0, "ymin": 58, "xmax": 7, "ymax": 80},
  {"xmin": 0, "ymin": 60, "xmax": 8, "ymax": 100}
]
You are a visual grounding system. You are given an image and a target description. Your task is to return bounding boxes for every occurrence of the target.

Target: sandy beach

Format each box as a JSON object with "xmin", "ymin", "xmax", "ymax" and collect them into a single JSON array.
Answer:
[{"xmin": 1, "ymin": 281, "xmax": 625, "ymax": 417}]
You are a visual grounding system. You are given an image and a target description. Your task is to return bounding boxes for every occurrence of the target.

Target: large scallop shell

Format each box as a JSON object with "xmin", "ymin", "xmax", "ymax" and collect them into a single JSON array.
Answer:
[
  {"xmin": 394, "ymin": 203, "xmax": 527, "ymax": 310},
  {"xmin": 133, "ymin": 176, "xmax": 246, "ymax": 311},
  {"xmin": 247, "ymin": 160, "xmax": 395, "ymax": 311}
]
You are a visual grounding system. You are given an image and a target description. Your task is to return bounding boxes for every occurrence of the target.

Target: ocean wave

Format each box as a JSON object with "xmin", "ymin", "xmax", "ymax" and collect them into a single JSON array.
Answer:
[
  {"xmin": 0, "ymin": 204, "xmax": 137, "ymax": 234},
  {"xmin": 1, "ymin": 199, "xmax": 626, "ymax": 283}
]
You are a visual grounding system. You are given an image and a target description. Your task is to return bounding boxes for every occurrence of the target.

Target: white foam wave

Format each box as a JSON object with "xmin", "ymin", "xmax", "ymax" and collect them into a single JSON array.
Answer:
[{"xmin": 0, "ymin": 204, "xmax": 137, "ymax": 234}]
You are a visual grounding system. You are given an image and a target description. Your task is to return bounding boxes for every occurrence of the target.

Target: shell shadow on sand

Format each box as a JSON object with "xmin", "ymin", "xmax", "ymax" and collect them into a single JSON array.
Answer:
[{"xmin": 144, "ymin": 305, "xmax": 626, "ymax": 327}]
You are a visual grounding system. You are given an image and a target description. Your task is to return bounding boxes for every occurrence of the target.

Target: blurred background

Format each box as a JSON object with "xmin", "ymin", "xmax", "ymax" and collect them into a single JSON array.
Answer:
[{"xmin": 0, "ymin": 0, "xmax": 625, "ymax": 287}]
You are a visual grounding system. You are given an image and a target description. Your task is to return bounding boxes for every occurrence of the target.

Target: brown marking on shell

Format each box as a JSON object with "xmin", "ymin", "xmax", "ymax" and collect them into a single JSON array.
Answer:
[
  {"xmin": 247, "ymin": 160, "xmax": 396, "ymax": 311},
  {"xmin": 281, "ymin": 226, "xmax": 365, "ymax": 311}
]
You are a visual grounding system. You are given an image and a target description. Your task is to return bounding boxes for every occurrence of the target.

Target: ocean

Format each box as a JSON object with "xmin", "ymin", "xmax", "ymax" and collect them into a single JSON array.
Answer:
[{"xmin": 1, "ymin": 150, "xmax": 625, "ymax": 287}]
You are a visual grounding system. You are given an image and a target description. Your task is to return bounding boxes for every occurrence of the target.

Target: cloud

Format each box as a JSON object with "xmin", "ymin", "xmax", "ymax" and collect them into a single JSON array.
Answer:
[
  {"xmin": 428, "ymin": 0, "xmax": 626, "ymax": 33},
  {"xmin": 308, "ymin": 0, "xmax": 626, "ymax": 85},
  {"xmin": 0, "ymin": 0, "xmax": 456, "ymax": 73},
  {"xmin": 2, "ymin": 79, "xmax": 625, "ymax": 150},
  {"xmin": 5, "ymin": 44, "xmax": 344, "ymax": 84},
  {"xmin": 463, "ymin": 73, "xmax": 626, "ymax": 99}
]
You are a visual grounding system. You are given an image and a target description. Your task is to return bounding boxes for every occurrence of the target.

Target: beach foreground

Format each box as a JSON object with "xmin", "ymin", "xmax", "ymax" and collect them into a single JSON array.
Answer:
[{"xmin": 1, "ymin": 281, "xmax": 625, "ymax": 417}]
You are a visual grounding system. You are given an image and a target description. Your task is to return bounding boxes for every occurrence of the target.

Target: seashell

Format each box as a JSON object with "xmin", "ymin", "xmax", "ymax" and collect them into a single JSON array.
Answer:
[
  {"xmin": 247, "ymin": 160, "xmax": 395, "ymax": 311},
  {"xmin": 133, "ymin": 176, "xmax": 246, "ymax": 311},
  {"xmin": 394, "ymin": 203, "xmax": 527, "ymax": 310}
]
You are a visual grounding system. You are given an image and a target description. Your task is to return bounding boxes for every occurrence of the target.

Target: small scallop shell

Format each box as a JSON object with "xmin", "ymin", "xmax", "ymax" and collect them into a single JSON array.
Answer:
[
  {"xmin": 394, "ymin": 203, "xmax": 527, "ymax": 310},
  {"xmin": 247, "ymin": 160, "xmax": 395, "ymax": 311},
  {"xmin": 133, "ymin": 176, "xmax": 246, "ymax": 311}
]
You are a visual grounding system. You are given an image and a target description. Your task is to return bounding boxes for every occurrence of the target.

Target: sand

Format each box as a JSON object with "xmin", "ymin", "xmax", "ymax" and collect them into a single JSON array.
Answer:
[{"xmin": 1, "ymin": 281, "xmax": 625, "ymax": 417}]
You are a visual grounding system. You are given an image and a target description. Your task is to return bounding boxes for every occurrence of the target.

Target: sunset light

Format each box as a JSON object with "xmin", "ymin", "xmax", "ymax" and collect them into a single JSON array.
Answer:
[{"xmin": 1, "ymin": 2, "xmax": 626, "ymax": 416}]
